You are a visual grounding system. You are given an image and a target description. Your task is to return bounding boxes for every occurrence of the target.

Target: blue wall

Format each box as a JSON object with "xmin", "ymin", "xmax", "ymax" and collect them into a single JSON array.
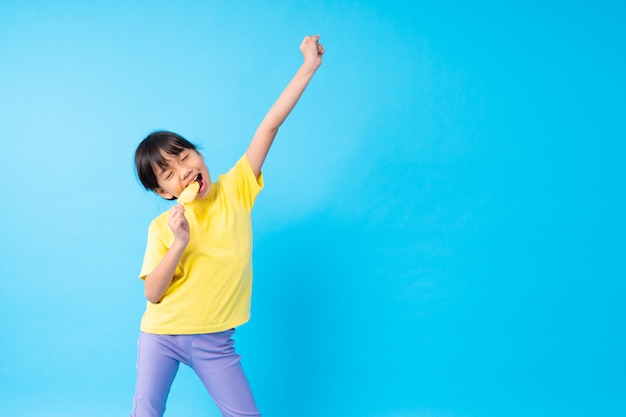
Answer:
[{"xmin": 1, "ymin": 1, "xmax": 624, "ymax": 416}]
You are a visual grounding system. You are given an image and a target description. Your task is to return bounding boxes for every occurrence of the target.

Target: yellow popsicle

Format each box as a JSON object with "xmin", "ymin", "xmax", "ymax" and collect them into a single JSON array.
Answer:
[{"xmin": 177, "ymin": 181, "xmax": 200, "ymax": 204}]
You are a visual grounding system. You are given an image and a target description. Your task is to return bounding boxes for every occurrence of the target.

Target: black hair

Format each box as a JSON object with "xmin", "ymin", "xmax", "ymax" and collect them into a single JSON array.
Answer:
[{"xmin": 135, "ymin": 130, "xmax": 198, "ymax": 194}]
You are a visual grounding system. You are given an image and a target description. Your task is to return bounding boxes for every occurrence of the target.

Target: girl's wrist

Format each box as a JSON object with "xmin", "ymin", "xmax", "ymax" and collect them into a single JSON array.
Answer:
[
  {"xmin": 170, "ymin": 239, "xmax": 188, "ymax": 253},
  {"xmin": 301, "ymin": 59, "xmax": 320, "ymax": 75}
]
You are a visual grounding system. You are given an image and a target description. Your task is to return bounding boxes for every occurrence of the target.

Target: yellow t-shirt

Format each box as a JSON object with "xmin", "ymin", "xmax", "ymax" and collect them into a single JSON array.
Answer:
[{"xmin": 139, "ymin": 155, "xmax": 263, "ymax": 334}]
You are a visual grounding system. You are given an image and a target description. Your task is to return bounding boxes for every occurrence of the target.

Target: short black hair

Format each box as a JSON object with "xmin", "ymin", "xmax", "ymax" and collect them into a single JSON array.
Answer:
[{"xmin": 135, "ymin": 130, "xmax": 197, "ymax": 193}]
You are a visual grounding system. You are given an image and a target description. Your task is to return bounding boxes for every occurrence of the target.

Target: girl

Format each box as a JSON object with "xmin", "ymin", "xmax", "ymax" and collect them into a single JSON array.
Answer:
[{"xmin": 131, "ymin": 35, "xmax": 324, "ymax": 417}]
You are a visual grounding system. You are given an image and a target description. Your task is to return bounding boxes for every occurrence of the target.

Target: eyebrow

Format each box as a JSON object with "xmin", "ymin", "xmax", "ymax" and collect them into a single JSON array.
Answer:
[{"xmin": 155, "ymin": 151, "xmax": 188, "ymax": 177}]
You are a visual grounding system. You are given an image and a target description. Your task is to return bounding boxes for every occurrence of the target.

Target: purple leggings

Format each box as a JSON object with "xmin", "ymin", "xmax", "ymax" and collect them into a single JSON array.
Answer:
[{"xmin": 131, "ymin": 329, "xmax": 261, "ymax": 417}]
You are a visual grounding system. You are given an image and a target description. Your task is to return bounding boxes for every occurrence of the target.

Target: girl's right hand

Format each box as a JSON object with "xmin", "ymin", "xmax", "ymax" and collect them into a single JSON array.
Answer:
[{"xmin": 168, "ymin": 204, "xmax": 190, "ymax": 246}]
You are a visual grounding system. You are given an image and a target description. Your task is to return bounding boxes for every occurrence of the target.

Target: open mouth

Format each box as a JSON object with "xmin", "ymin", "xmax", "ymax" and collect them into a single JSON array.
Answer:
[{"xmin": 194, "ymin": 174, "xmax": 205, "ymax": 192}]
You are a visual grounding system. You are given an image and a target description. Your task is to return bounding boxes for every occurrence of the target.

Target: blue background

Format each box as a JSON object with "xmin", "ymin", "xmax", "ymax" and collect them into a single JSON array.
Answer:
[{"xmin": 1, "ymin": 1, "xmax": 624, "ymax": 416}]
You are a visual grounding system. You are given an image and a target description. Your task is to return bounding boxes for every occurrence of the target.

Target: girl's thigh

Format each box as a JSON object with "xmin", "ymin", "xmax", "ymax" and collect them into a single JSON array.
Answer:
[
  {"xmin": 131, "ymin": 332, "xmax": 183, "ymax": 417},
  {"xmin": 190, "ymin": 330, "xmax": 261, "ymax": 416}
]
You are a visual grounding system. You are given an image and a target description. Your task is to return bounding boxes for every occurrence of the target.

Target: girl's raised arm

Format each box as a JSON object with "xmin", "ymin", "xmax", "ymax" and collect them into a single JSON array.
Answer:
[{"xmin": 246, "ymin": 35, "xmax": 325, "ymax": 177}]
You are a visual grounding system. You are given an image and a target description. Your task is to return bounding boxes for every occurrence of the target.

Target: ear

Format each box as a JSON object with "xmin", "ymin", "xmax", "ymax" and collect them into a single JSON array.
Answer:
[{"xmin": 154, "ymin": 188, "xmax": 174, "ymax": 200}]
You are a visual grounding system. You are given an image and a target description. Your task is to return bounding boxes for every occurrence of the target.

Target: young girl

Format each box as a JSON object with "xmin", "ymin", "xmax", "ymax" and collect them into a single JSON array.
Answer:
[{"xmin": 131, "ymin": 35, "xmax": 324, "ymax": 417}]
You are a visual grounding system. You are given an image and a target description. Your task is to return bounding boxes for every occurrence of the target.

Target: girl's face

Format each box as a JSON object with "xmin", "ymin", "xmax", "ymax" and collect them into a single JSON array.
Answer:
[{"xmin": 153, "ymin": 149, "xmax": 211, "ymax": 201}]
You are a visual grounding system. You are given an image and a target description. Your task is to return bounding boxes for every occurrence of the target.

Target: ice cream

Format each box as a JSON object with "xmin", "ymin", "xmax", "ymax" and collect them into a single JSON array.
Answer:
[{"xmin": 177, "ymin": 181, "xmax": 200, "ymax": 204}]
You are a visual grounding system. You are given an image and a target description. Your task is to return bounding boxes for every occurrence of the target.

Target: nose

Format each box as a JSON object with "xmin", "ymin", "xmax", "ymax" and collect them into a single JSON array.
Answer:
[{"xmin": 180, "ymin": 166, "xmax": 193, "ymax": 181}]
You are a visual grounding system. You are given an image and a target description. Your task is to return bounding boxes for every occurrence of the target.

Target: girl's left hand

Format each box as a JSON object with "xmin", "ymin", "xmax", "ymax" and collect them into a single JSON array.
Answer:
[{"xmin": 300, "ymin": 34, "xmax": 325, "ymax": 69}]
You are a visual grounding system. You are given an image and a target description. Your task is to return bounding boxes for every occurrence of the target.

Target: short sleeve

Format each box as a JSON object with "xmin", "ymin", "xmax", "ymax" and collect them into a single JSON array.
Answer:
[
  {"xmin": 221, "ymin": 155, "xmax": 264, "ymax": 211},
  {"xmin": 139, "ymin": 219, "xmax": 172, "ymax": 280}
]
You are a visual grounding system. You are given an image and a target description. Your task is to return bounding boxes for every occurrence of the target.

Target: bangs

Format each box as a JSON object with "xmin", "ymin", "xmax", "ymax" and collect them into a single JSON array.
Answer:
[{"xmin": 152, "ymin": 141, "xmax": 189, "ymax": 170}]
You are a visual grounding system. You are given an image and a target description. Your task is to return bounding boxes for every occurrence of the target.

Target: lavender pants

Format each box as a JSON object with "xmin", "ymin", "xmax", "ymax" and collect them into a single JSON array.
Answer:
[{"xmin": 130, "ymin": 329, "xmax": 261, "ymax": 417}]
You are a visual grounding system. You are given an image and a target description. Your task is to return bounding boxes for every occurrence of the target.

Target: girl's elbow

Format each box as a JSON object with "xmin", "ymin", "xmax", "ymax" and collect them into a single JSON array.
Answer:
[
  {"xmin": 145, "ymin": 292, "xmax": 158, "ymax": 304},
  {"xmin": 146, "ymin": 295, "xmax": 162, "ymax": 304},
  {"xmin": 144, "ymin": 285, "xmax": 163, "ymax": 304}
]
